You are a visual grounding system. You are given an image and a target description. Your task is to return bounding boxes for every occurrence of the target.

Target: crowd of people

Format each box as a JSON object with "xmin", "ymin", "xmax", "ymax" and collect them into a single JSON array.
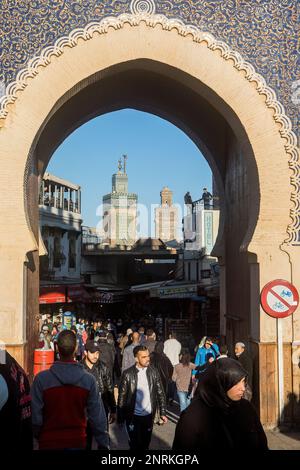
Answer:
[{"xmin": 0, "ymin": 314, "xmax": 268, "ymax": 451}]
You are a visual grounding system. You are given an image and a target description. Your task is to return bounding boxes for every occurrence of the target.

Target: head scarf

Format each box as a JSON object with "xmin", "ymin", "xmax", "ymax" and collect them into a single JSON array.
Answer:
[{"xmin": 195, "ymin": 357, "xmax": 247, "ymax": 412}]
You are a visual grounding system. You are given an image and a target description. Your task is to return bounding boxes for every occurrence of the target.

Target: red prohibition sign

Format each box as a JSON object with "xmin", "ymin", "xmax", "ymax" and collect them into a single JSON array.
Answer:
[{"xmin": 260, "ymin": 279, "xmax": 299, "ymax": 319}]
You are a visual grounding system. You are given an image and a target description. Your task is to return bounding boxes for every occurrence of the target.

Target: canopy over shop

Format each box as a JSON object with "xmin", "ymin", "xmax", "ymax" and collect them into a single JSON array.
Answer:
[{"xmin": 39, "ymin": 283, "xmax": 130, "ymax": 321}]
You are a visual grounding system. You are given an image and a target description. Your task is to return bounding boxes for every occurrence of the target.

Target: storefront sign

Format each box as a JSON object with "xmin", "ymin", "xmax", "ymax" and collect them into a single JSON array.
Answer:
[
  {"xmin": 204, "ymin": 211, "xmax": 213, "ymax": 254},
  {"xmin": 151, "ymin": 285, "xmax": 197, "ymax": 299}
]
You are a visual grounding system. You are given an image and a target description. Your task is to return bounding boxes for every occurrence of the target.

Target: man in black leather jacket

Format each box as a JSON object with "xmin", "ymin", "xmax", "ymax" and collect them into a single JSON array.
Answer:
[
  {"xmin": 117, "ymin": 345, "xmax": 167, "ymax": 451},
  {"xmin": 82, "ymin": 340, "xmax": 117, "ymax": 449}
]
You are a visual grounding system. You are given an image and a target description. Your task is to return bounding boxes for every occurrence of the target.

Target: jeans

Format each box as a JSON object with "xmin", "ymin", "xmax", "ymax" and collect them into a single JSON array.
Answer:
[{"xmin": 177, "ymin": 390, "xmax": 191, "ymax": 413}]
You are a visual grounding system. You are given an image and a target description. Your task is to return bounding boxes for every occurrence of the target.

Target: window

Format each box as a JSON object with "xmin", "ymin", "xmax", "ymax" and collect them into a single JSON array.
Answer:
[
  {"xmin": 40, "ymin": 240, "xmax": 50, "ymax": 277},
  {"xmin": 188, "ymin": 262, "xmax": 191, "ymax": 281},
  {"xmin": 69, "ymin": 237, "xmax": 76, "ymax": 270},
  {"xmin": 201, "ymin": 269, "xmax": 211, "ymax": 279}
]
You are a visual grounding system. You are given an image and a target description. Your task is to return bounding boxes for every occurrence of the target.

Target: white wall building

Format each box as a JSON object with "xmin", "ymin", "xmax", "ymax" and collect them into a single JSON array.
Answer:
[
  {"xmin": 182, "ymin": 198, "xmax": 220, "ymax": 284},
  {"xmin": 39, "ymin": 173, "xmax": 82, "ymax": 282},
  {"xmin": 184, "ymin": 203, "xmax": 220, "ymax": 255}
]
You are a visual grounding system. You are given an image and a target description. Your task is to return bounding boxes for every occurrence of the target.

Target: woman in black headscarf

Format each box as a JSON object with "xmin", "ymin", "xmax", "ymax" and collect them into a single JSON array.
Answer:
[{"xmin": 172, "ymin": 357, "xmax": 268, "ymax": 450}]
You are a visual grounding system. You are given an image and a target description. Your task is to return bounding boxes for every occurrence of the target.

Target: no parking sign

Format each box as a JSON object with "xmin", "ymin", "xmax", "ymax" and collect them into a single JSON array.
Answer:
[{"xmin": 260, "ymin": 279, "xmax": 299, "ymax": 318}]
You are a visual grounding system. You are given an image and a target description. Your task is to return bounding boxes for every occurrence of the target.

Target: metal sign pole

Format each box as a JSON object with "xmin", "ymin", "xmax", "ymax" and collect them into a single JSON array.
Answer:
[{"xmin": 277, "ymin": 318, "xmax": 284, "ymax": 425}]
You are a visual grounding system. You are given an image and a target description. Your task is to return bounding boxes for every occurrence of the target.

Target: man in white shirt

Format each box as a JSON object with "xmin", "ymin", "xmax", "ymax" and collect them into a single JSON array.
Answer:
[
  {"xmin": 164, "ymin": 332, "xmax": 182, "ymax": 366},
  {"xmin": 118, "ymin": 345, "xmax": 167, "ymax": 451},
  {"xmin": 164, "ymin": 333, "xmax": 182, "ymax": 405}
]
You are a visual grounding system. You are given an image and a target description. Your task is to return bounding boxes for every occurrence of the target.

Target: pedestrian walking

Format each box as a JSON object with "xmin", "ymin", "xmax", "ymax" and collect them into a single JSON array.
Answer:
[
  {"xmin": 235, "ymin": 342, "xmax": 253, "ymax": 401},
  {"xmin": 172, "ymin": 351, "xmax": 196, "ymax": 413},
  {"xmin": 82, "ymin": 340, "xmax": 117, "ymax": 449},
  {"xmin": 31, "ymin": 330, "xmax": 109, "ymax": 450},
  {"xmin": 217, "ymin": 344, "xmax": 229, "ymax": 359},
  {"xmin": 122, "ymin": 332, "xmax": 140, "ymax": 372},
  {"xmin": 97, "ymin": 331, "xmax": 116, "ymax": 380},
  {"xmin": 164, "ymin": 332, "xmax": 182, "ymax": 405},
  {"xmin": 0, "ymin": 351, "xmax": 32, "ymax": 450},
  {"xmin": 173, "ymin": 358, "xmax": 268, "ymax": 450},
  {"xmin": 138, "ymin": 326, "xmax": 147, "ymax": 345},
  {"xmin": 117, "ymin": 345, "xmax": 167, "ymax": 451},
  {"xmin": 150, "ymin": 342, "xmax": 173, "ymax": 424},
  {"xmin": 144, "ymin": 329, "xmax": 157, "ymax": 354},
  {"xmin": 193, "ymin": 337, "xmax": 219, "ymax": 375},
  {"xmin": 164, "ymin": 332, "xmax": 182, "ymax": 367}
]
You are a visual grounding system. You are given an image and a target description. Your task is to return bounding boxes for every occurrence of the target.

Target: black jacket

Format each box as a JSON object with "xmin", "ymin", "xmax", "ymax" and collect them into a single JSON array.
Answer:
[
  {"xmin": 150, "ymin": 351, "xmax": 173, "ymax": 395},
  {"xmin": 236, "ymin": 351, "xmax": 253, "ymax": 388},
  {"xmin": 82, "ymin": 359, "xmax": 116, "ymax": 413},
  {"xmin": 173, "ymin": 396, "xmax": 268, "ymax": 450},
  {"xmin": 117, "ymin": 365, "xmax": 166, "ymax": 423},
  {"xmin": 97, "ymin": 340, "xmax": 116, "ymax": 378},
  {"xmin": 173, "ymin": 358, "xmax": 268, "ymax": 451}
]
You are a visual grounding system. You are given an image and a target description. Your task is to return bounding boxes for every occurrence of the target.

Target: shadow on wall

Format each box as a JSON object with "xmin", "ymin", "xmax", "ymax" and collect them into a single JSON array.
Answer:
[{"xmin": 279, "ymin": 392, "xmax": 300, "ymax": 435}]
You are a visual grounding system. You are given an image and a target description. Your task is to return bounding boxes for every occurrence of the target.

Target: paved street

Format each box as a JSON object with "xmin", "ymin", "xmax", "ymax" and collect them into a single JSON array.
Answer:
[{"xmin": 109, "ymin": 402, "xmax": 300, "ymax": 450}]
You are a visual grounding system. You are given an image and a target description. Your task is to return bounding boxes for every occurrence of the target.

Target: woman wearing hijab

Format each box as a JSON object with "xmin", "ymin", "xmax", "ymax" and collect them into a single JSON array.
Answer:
[{"xmin": 173, "ymin": 358, "xmax": 268, "ymax": 450}]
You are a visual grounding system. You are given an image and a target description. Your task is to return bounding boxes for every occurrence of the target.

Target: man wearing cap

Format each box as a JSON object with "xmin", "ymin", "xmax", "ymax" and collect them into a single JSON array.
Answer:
[{"xmin": 82, "ymin": 340, "xmax": 116, "ymax": 448}]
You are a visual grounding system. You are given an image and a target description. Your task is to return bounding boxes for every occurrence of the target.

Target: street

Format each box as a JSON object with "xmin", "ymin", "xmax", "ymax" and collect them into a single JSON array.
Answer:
[{"xmin": 109, "ymin": 402, "xmax": 300, "ymax": 451}]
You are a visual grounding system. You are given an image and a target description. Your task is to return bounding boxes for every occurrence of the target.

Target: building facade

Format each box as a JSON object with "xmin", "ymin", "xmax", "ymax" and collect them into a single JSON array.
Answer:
[
  {"xmin": 184, "ymin": 202, "xmax": 220, "ymax": 256},
  {"xmin": 155, "ymin": 186, "xmax": 179, "ymax": 242},
  {"xmin": 181, "ymin": 191, "xmax": 220, "ymax": 290},
  {"xmin": 102, "ymin": 156, "xmax": 137, "ymax": 246},
  {"xmin": 39, "ymin": 173, "xmax": 82, "ymax": 282}
]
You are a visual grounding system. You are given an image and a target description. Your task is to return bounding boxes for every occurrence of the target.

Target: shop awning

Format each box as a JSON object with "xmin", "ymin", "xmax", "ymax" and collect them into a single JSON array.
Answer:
[
  {"xmin": 66, "ymin": 285, "xmax": 90, "ymax": 303},
  {"xmin": 39, "ymin": 285, "xmax": 66, "ymax": 304}
]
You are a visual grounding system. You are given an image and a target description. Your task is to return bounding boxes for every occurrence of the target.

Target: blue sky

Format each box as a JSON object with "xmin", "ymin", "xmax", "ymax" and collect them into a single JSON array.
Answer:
[{"xmin": 48, "ymin": 109, "xmax": 212, "ymax": 235}]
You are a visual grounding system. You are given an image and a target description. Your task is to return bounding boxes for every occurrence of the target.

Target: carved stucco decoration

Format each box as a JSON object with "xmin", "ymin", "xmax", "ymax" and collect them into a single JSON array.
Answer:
[{"xmin": 0, "ymin": 8, "xmax": 299, "ymax": 245}]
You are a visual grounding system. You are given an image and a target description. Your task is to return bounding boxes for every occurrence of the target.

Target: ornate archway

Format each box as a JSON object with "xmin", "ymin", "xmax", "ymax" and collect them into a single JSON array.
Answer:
[{"xmin": 0, "ymin": 4, "xmax": 299, "ymax": 426}]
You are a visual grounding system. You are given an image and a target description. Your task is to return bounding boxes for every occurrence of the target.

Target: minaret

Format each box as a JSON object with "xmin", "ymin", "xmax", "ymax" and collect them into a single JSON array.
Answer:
[
  {"xmin": 155, "ymin": 187, "xmax": 178, "ymax": 241},
  {"xmin": 123, "ymin": 154, "xmax": 127, "ymax": 174},
  {"xmin": 103, "ymin": 156, "xmax": 137, "ymax": 246},
  {"xmin": 112, "ymin": 158, "xmax": 128, "ymax": 194},
  {"xmin": 160, "ymin": 186, "xmax": 173, "ymax": 206}
]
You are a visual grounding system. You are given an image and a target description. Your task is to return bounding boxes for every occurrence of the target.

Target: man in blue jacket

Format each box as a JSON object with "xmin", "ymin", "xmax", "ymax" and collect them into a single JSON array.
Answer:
[{"xmin": 193, "ymin": 337, "xmax": 220, "ymax": 376}]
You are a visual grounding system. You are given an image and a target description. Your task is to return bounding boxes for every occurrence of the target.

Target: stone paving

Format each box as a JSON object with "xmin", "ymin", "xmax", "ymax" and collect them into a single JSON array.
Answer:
[{"xmin": 109, "ymin": 403, "xmax": 300, "ymax": 450}]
